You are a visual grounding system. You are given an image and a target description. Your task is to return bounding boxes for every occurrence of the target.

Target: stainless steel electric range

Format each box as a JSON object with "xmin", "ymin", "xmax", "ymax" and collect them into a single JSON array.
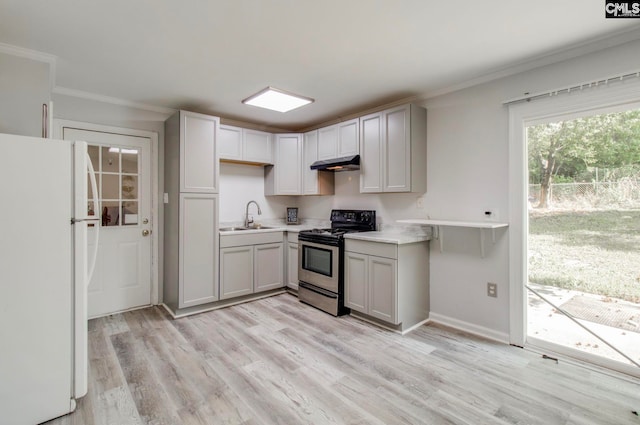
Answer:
[{"xmin": 297, "ymin": 209, "xmax": 376, "ymax": 316}]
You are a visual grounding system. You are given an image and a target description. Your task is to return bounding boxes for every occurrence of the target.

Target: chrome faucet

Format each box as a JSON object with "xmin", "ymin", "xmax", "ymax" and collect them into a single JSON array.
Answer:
[{"xmin": 245, "ymin": 200, "xmax": 262, "ymax": 228}]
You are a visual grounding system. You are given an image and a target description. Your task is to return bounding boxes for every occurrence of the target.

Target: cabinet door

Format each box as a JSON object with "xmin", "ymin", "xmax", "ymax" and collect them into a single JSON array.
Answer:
[
  {"xmin": 220, "ymin": 246, "xmax": 253, "ymax": 300},
  {"xmin": 368, "ymin": 255, "xmax": 397, "ymax": 324},
  {"xmin": 286, "ymin": 242, "xmax": 299, "ymax": 290},
  {"xmin": 180, "ymin": 111, "xmax": 218, "ymax": 193},
  {"xmin": 345, "ymin": 251, "xmax": 368, "ymax": 313},
  {"xmin": 179, "ymin": 194, "xmax": 218, "ymax": 308},
  {"xmin": 383, "ymin": 105, "xmax": 411, "ymax": 193},
  {"xmin": 254, "ymin": 243, "xmax": 284, "ymax": 292},
  {"xmin": 218, "ymin": 124, "xmax": 243, "ymax": 161},
  {"xmin": 317, "ymin": 125, "xmax": 338, "ymax": 160},
  {"xmin": 243, "ymin": 129, "xmax": 273, "ymax": 164},
  {"xmin": 272, "ymin": 134, "xmax": 302, "ymax": 195},
  {"xmin": 359, "ymin": 112, "xmax": 383, "ymax": 193},
  {"xmin": 337, "ymin": 118, "xmax": 359, "ymax": 157},
  {"xmin": 303, "ymin": 130, "xmax": 319, "ymax": 195}
]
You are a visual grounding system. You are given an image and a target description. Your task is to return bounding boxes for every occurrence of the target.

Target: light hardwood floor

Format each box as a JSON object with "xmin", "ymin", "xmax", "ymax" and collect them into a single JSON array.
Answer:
[{"xmin": 45, "ymin": 293, "xmax": 639, "ymax": 425}]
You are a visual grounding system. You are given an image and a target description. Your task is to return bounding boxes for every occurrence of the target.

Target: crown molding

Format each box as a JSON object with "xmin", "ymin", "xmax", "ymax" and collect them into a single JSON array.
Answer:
[
  {"xmin": 0, "ymin": 42, "xmax": 57, "ymax": 91},
  {"xmin": 0, "ymin": 42, "xmax": 56, "ymax": 64},
  {"xmin": 53, "ymin": 86, "xmax": 176, "ymax": 115}
]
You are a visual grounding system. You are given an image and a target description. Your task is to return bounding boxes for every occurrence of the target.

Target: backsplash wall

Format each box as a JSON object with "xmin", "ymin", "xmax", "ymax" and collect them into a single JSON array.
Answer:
[
  {"xmin": 297, "ymin": 170, "xmax": 428, "ymax": 227},
  {"xmin": 219, "ymin": 162, "xmax": 297, "ymax": 223}
]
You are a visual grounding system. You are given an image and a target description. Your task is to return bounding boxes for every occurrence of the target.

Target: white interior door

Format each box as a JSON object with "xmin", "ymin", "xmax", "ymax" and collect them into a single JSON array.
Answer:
[{"xmin": 63, "ymin": 128, "xmax": 152, "ymax": 318}]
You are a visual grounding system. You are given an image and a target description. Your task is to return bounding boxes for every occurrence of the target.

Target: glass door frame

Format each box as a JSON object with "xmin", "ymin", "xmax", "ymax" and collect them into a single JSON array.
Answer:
[{"xmin": 508, "ymin": 78, "xmax": 640, "ymax": 377}]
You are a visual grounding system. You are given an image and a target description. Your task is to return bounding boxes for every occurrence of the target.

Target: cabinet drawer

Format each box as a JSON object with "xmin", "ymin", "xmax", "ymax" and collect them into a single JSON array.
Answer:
[
  {"xmin": 220, "ymin": 231, "xmax": 284, "ymax": 248},
  {"xmin": 345, "ymin": 239, "xmax": 397, "ymax": 259},
  {"xmin": 286, "ymin": 231, "xmax": 300, "ymax": 244}
]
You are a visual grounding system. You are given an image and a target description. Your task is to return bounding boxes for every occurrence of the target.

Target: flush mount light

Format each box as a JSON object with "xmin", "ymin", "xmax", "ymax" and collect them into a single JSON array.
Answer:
[{"xmin": 242, "ymin": 87, "xmax": 314, "ymax": 113}]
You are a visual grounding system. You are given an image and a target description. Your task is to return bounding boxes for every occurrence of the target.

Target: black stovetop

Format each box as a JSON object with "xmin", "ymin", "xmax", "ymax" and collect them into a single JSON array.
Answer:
[{"xmin": 298, "ymin": 210, "xmax": 376, "ymax": 244}]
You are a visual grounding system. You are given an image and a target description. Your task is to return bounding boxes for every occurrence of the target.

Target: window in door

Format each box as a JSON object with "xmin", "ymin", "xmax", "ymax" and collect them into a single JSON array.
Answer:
[{"xmin": 88, "ymin": 145, "xmax": 140, "ymax": 227}]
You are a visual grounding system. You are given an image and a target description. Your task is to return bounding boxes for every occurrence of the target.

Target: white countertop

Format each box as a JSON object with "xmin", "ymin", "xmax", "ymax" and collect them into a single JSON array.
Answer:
[
  {"xmin": 344, "ymin": 231, "xmax": 431, "ymax": 245},
  {"xmin": 219, "ymin": 223, "xmax": 317, "ymax": 235}
]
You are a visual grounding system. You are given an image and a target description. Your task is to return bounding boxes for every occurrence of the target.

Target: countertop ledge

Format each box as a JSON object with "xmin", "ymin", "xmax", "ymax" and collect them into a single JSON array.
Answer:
[{"xmin": 344, "ymin": 231, "xmax": 431, "ymax": 245}]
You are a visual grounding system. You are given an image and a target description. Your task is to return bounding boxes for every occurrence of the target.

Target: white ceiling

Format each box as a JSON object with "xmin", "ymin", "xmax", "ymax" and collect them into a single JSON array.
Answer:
[{"xmin": 1, "ymin": 0, "xmax": 639, "ymax": 130}]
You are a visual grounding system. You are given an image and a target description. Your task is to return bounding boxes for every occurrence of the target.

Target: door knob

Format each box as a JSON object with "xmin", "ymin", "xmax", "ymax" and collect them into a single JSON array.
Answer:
[{"xmin": 142, "ymin": 229, "xmax": 151, "ymax": 236}]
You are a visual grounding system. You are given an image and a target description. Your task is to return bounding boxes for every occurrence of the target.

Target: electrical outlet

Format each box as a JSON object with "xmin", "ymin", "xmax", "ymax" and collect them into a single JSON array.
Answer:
[
  {"xmin": 487, "ymin": 282, "xmax": 498, "ymax": 298},
  {"xmin": 416, "ymin": 196, "xmax": 425, "ymax": 210},
  {"xmin": 483, "ymin": 208, "xmax": 499, "ymax": 221}
]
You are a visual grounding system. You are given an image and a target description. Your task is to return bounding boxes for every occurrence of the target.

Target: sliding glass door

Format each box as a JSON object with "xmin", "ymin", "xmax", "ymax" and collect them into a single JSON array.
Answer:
[
  {"xmin": 525, "ymin": 108, "xmax": 640, "ymax": 372},
  {"xmin": 508, "ymin": 76, "xmax": 640, "ymax": 377}
]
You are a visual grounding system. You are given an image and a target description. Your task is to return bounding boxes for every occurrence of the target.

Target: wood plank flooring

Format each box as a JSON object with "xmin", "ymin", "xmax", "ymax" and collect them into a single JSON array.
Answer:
[{"xmin": 45, "ymin": 294, "xmax": 639, "ymax": 425}]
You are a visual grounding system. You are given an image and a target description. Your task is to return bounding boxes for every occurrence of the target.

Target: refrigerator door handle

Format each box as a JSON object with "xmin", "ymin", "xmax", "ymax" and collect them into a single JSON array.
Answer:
[{"xmin": 86, "ymin": 151, "xmax": 100, "ymax": 284}]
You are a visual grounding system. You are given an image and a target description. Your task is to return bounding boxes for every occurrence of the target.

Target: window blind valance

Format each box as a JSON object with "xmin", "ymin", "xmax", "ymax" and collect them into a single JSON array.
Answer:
[{"xmin": 503, "ymin": 70, "xmax": 640, "ymax": 106}]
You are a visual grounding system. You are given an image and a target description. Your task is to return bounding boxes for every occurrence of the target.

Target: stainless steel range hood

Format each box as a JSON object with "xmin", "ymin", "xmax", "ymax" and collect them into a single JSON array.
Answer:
[{"xmin": 310, "ymin": 155, "xmax": 360, "ymax": 171}]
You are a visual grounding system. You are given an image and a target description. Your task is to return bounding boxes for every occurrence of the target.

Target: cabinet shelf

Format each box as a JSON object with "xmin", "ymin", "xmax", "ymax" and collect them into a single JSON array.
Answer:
[{"xmin": 397, "ymin": 219, "xmax": 508, "ymax": 257}]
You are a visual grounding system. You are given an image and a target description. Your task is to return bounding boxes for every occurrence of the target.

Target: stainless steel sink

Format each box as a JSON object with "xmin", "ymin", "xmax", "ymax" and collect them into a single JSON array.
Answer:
[
  {"xmin": 219, "ymin": 226, "xmax": 249, "ymax": 232},
  {"xmin": 219, "ymin": 225, "xmax": 280, "ymax": 232}
]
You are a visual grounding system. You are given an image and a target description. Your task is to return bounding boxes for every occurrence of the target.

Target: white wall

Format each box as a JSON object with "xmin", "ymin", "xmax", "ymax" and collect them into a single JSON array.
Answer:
[{"xmin": 219, "ymin": 162, "xmax": 297, "ymax": 223}]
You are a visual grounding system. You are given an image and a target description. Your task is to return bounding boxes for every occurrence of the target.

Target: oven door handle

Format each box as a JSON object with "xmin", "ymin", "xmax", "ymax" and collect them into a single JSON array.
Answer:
[{"xmin": 299, "ymin": 281, "xmax": 338, "ymax": 299}]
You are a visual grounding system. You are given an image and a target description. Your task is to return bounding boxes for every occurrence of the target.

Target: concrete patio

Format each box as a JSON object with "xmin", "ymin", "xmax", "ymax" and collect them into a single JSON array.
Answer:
[{"xmin": 527, "ymin": 282, "xmax": 640, "ymax": 369}]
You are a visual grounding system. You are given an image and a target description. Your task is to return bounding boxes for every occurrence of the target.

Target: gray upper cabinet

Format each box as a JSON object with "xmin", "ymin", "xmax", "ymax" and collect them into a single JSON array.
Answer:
[
  {"xmin": 265, "ymin": 133, "xmax": 303, "ymax": 195},
  {"xmin": 303, "ymin": 129, "xmax": 334, "ymax": 195},
  {"xmin": 217, "ymin": 124, "xmax": 243, "ymax": 161},
  {"xmin": 0, "ymin": 53, "xmax": 51, "ymax": 138},
  {"xmin": 359, "ymin": 112, "xmax": 384, "ymax": 193},
  {"xmin": 317, "ymin": 118, "xmax": 359, "ymax": 160},
  {"xmin": 218, "ymin": 124, "xmax": 273, "ymax": 164},
  {"xmin": 359, "ymin": 104, "xmax": 426, "ymax": 193},
  {"xmin": 178, "ymin": 111, "xmax": 219, "ymax": 193},
  {"xmin": 337, "ymin": 118, "xmax": 360, "ymax": 157},
  {"xmin": 244, "ymin": 129, "xmax": 273, "ymax": 164}
]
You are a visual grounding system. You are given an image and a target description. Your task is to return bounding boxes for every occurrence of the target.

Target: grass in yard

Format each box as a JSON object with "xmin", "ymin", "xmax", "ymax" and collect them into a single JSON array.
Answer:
[{"xmin": 528, "ymin": 209, "xmax": 640, "ymax": 303}]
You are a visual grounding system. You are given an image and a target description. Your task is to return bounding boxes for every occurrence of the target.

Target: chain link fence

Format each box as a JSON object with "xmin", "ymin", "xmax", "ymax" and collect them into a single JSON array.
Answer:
[{"xmin": 529, "ymin": 179, "xmax": 640, "ymax": 208}]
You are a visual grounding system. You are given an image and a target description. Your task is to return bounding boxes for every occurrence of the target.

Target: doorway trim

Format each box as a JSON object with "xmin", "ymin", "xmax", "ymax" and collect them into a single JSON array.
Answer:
[
  {"xmin": 53, "ymin": 119, "xmax": 160, "ymax": 306},
  {"xmin": 508, "ymin": 77, "xmax": 640, "ymax": 370}
]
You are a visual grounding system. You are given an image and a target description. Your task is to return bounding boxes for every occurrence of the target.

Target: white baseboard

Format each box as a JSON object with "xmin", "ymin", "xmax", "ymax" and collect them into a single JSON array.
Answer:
[{"xmin": 428, "ymin": 312, "xmax": 509, "ymax": 344}]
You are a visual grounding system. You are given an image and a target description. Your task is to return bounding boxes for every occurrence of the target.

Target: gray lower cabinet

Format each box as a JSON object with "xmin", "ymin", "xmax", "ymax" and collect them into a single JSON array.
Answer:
[
  {"xmin": 286, "ymin": 232, "xmax": 299, "ymax": 290},
  {"xmin": 220, "ymin": 232, "xmax": 284, "ymax": 300},
  {"xmin": 219, "ymin": 245, "xmax": 253, "ymax": 299},
  {"xmin": 345, "ymin": 239, "xmax": 429, "ymax": 331},
  {"xmin": 179, "ymin": 194, "xmax": 219, "ymax": 308},
  {"xmin": 255, "ymin": 243, "xmax": 285, "ymax": 292}
]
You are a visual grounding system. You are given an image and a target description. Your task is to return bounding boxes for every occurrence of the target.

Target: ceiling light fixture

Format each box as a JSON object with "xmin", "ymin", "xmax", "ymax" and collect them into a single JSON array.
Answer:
[{"xmin": 242, "ymin": 87, "xmax": 314, "ymax": 113}]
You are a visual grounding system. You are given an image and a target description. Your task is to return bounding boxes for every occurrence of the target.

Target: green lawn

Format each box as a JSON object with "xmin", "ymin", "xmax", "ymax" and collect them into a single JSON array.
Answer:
[{"xmin": 528, "ymin": 209, "xmax": 640, "ymax": 303}]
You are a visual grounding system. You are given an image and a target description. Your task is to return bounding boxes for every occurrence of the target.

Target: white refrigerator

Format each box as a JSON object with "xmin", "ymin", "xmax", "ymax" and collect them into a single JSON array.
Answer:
[{"xmin": 0, "ymin": 133, "xmax": 100, "ymax": 424}]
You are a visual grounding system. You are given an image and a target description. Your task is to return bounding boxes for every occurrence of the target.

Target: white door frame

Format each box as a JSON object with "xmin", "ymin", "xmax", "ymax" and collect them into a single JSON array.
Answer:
[
  {"xmin": 53, "ymin": 119, "xmax": 160, "ymax": 306},
  {"xmin": 508, "ymin": 78, "xmax": 640, "ymax": 373}
]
